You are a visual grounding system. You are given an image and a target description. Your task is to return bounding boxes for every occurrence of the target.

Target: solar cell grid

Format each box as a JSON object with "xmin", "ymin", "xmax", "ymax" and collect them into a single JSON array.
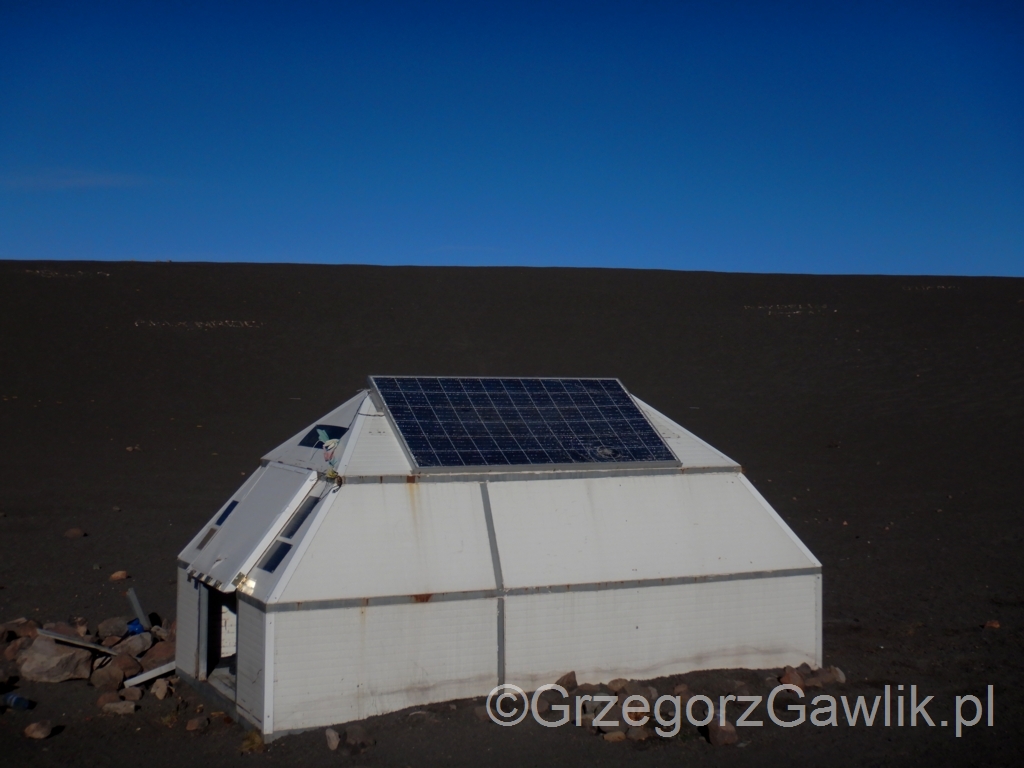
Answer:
[{"xmin": 370, "ymin": 376, "xmax": 678, "ymax": 470}]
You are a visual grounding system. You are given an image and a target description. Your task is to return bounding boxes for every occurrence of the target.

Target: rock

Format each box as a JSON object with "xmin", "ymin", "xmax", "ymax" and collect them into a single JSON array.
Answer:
[
  {"xmin": 112, "ymin": 506, "xmax": 121, "ymax": 512},
  {"xmin": 112, "ymin": 632, "xmax": 152, "ymax": 657},
  {"xmin": 830, "ymin": 666, "xmax": 846, "ymax": 684},
  {"xmin": 186, "ymin": 716, "xmax": 210, "ymax": 732},
  {"xmin": 103, "ymin": 701, "xmax": 137, "ymax": 715},
  {"xmin": 101, "ymin": 636, "xmax": 121, "ymax": 648},
  {"xmin": 534, "ymin": 696, "xmax": 550, "ymax": 715},
  {"xmin": 984, "ymin": 620, "xmax": 1000, "ymax": 629},
  {"xmin": 603, "ymin": 730, "xmax": 627, "ymax": 743},
  {"xmin": 17, "ymin": 636, "xmax": 92, "ymax": 682},
  {"xmin": 574, "ymin": 683, "xmax": 602, "ymax": 694},
  {"xmin": 11, "ymin": 619, "xmax": 39, "ymax": 639},
  {"xmin": 473, "ymin": 705, "xmax": 489, "ymax": 722},
  {"xmin": 97, "ymin": 691, "xmax": 121, "ymax": 707},
  {"xmin": 108, "ymin": 570, "xmax": 129, "ymax": 582},
  {"xmin": 69, "ymin": 617, "xmax": 90, "ymax": 637},
  {"xmin": 152, "ymin": 678, "xmax": 171, "ymax": 700},
  {"xmin": 627, "ymin": 725, "xmax": 652, "ymax": 741},
  {"xmin": 90, "ymin": 662, "xmax": 125, "ymax": 691},
  {"xmin": 111, "ymin": 653, "xmax": 142, "ymax": 677},
  {"xmin": 345, "ymin": 724, "xmax": 374, "ymax": 750},
  {"xmin": 42, "ymin": 621, "xmax": 80, "ymax": 639},
  {"xmin": 97, "ymin": 617, "xmax": 129, "ymax": 639},
  {"xmin": 672, "ymin": 683, "xmax": 691, "ymax": 697},
  {"xmin": 796, "ymin": 662, "xmax": 815, "ymax": 677},
  {"xmin": 708, "ymin": 719, "xmax": 739, "ymax": 746},
  {"xmin": 325, "ymin": 727, "xmax": 341, "ymax": 751},
  {"xmin": 121, "ymin": 686, "xmax": 143, "ymax": 702},
  {"xmin": 4, "ymin": 636, "xmax": 32, "ymax": 661},
  {"xmin": 140, "ymin": 640, "xmax": 175, "ymax": 671},
  {"xmin": 63, "ymin": 527, "xmax": 86, "ymax": 539},
  {"xmin": 167, "ymin": 620, "xmax": 177, "ymax": 643},
  {"xmin": 803, "ymin": 675, "xmax": 824, "ymax": 689},
  {"xmin": 23, "ymin": 721, "xmax": 53, "ymax": 739},
  {"xmin": 607, "ymin": 678, "xmax": 628, "ymax": 692},
  {"xmin": 555, "ymin": 670, "xmax": 577, "ymax": 691},
  {"xmin": 815, "ymin": 667, "xmax": 837, "ymax": 685},
  {"xmin": 151, "ymin": 625, "xmax": 169, "ymax": 641},
  {"xmin": 779, "ymin": 666, "xmax": 804, "ymax": 690}
]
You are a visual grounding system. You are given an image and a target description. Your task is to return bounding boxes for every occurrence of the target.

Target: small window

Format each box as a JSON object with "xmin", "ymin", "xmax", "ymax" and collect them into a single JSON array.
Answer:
[
  {"xmin": 257, "ymin": 541, "xmax": 292, "ymax": 573},
  {"xmin": 216, "ymin": 500, "xmax": 239, "ymax": 526},
  {"xmin": 298, "ymin": 424, "xmax": 348, "ymax": 449},
  {"xmin": 196, "ymin": 527, "xmax": 218, "ymax": 550},
  {"xmin": 281, "ymin": 496, "xmax": 319, "ymax": 540}
]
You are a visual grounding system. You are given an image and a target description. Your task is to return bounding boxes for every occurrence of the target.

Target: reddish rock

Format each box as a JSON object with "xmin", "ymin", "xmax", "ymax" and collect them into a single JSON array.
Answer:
[
  {"xmin": 23, "ymin": 720, "xmax": 53, "ymax": 739},
  {"xmin": 103, "ymin": 701, "xmax": 136, "ymax": 715},
  {"xmin": 69, "ymin": 617, "xmax": 90, "ymax": 637},
  {"xmin": 603, "ymin": 730, "xmax": 627, "ymax": 743},
  {"xmin": 627, "ymin": 725, "xmax": 652, "ymax": 741},
  {"xmin": 108, "ymin": 570, "xmax": 129, "ymax": 582},
  {"xmin": 152, "ymin": 678, "xmax": 171, "ymax": 700},
  {"xmin": 555, "ymin": 670, "xmax": 577, "ymax": 691},
  {"xmin": 112, "ymin": 632, "xmax": 152, "ymax": 657},
  {"xmin": 186, "ymin": 716, "xmax": 209, "ymax": 732},
  {"xmin": 97, "ymin": 617, "xmax": 129, "ymax": 639},
  {"xmin": 779, "ymin": 666, "xmax": 804, "ymax": 690},
  {"xmin": 708, "ymin": 719, "xmax": 739, "ymax": 746},
  {"xmin": 18, "ymin": 636, "xmax": 92, "ymax": 682},
  {"xmin": 985, "ymin": 619, "xmax": 1001, "ymax": 629},
  {"xmin": 63, "ymin": 527, "xmax": 86, "ymax": 539},
  {"xmin": 97, "ymin": 691, "xmax": 121, "ymax": 707},
  {"xmin": 90, "ymin": 661, "xmax": 125, "ymax": 691},
  {"xmin": 140, "ymin": 641, "xmax": 175, "ymax": 671},
  {"xmin": 101, "ymin": 636, "xmax": 121, "ymax": 648},
  {"xmin": 111, "ymin": 653, "xmax": 142, "ymax": 677},
  {"xmin": 121, "ymin": 686, "xmax": 143, "ymax": 702},
  {"xmin": 607, "ymin": 678, "xmax": 628, "ymax": 693},
  {"xmin": 42, "ymin": 622, "xmax": 79, "ymax": 639},
  {"xmin": 11, "ymin": 619, "xmax": 39, "ymax": 639},
  {"xmin": 4, "ymin": 636, "xmax": 32, "ymax": 661}
]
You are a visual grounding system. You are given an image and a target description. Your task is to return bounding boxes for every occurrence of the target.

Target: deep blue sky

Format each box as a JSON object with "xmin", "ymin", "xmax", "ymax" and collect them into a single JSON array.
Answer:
[{"xmin": 1, "ymin": 1, "xmax": 1021, "ymax": 275}]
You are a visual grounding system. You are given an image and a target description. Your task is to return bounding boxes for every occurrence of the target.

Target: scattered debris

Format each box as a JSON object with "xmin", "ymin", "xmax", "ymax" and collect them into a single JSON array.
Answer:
[
  {"xmin": 109, "ymin": 571, "xmax": 129, "ymax": 582},
  {"xmin": 126, "ymin": 588, "xmax": 152, "ymax": 630},
  {"xmin": 125, "ymin": 661, "xmax": 175, "ymax": 688},
  {"xmin": 603, "ymin": 730, "xmax": 626, "ymax": 743},
  {"xmin": 23, "ymin": 720, "xmax": 53, "ymax": 739},
  {"xmin": 984, "ymin": 620, "xmax": 1001, "ymax": 629},
  {"xmin": 607, "ymin": 678, "xmax": 628, "ymax": 693},
  {"xmin": 325, "ymin": 727, "xmax": 341, "ymax": 751},
  {"xmin": 186, "ymin": 716, "xmax": 210, "ymax": 732},
  {"xmin": 63, "ymin": 528, "xmax": 86, "ymax": 539},
  {"xmin": 152, "ymin": 678, "xmax": 171, "ymax": 700},
  {"xmin": 240, "ymin": 730, "xmax": 265, "ymax": 754}
]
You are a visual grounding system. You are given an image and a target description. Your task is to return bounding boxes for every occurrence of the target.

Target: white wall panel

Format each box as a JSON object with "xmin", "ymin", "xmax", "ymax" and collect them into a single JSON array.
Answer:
[
  {"xmin": 174, "ymin": 568, "xmax": 200, "ymax": 678},
  {"xmin": 272, "ymin": 599, "xmax": 498, "ymax": 731},
  {"xmin": 504, "ymin": 574, "xmax": 821, "ymax": 690},
  {"xmin": 235, "ymin": 599, "xmax": 266, "ymax": 726},
  {"xmin": 489, "ymin": 472, "xmax": 818, "ymax": 590},
  {"xmin": 276, "ymin": 482, "xmax": 496, "ymax": 604}
]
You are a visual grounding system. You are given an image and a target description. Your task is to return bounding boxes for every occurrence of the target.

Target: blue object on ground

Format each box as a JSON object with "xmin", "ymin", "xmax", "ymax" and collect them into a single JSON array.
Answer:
[
  {"xmin": 1, "ymin": 692, "xmax": 33, "ymax": 710},
  {"xmin": 126, "ymin": 619, "xmax": 144, "ymax": 635}
]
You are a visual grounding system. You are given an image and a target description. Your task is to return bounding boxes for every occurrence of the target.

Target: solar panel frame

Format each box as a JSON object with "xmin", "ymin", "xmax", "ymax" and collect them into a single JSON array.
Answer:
[{"xmin": 369, "ymin": 376, "xmax": 680, "ymax": 473}]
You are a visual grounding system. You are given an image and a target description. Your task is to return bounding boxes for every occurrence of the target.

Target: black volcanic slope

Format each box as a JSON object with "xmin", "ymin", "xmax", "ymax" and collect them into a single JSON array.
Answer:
[{"xmin": 1, "ymin": 261, "xmax": 1022, "ymax": 766}]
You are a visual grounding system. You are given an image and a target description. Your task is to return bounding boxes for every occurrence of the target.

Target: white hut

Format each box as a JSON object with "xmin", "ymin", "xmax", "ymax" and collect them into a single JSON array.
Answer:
[{"xmin": 176, "ymin": 377, "xmax": 820, "ymax": 739}]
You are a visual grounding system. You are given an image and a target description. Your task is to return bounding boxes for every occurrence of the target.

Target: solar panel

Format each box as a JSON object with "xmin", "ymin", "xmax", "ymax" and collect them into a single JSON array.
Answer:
[{"xmin": 370, "ymin": 376, "xmax": 678, "ymax": 470}]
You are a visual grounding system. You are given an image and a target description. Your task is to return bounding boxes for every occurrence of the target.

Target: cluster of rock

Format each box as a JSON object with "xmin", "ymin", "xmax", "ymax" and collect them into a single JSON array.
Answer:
[{"xmin": 1, "ymin": 614, "xmax": 177, "ymax": 724}]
